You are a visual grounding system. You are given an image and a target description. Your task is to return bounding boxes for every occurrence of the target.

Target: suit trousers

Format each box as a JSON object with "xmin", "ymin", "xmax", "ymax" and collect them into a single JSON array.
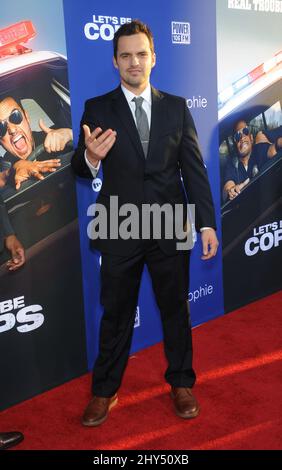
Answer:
[{"xmin": 92, "ymin": 239, "xmax": 196, "ymax": 397}]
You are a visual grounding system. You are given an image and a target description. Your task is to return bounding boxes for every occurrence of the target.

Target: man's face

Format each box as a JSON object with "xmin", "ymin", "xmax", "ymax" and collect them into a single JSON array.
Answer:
[
  {"xmin": 113, "ymin": 33, "xmax": 156, "ymax": 91},
  {"xmin": 234, "ymin": 120, "xmax": 253, "ymax": 159},
  {"xmin": 0, "ymin": 97, "xmax": 34, "ymax": 159}
]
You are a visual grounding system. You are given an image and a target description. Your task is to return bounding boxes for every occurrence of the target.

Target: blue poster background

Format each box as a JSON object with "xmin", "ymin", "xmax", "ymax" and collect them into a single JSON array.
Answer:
[{"xmin": 63, "ymin": 0, "xmax": 224, "ymax": 369}]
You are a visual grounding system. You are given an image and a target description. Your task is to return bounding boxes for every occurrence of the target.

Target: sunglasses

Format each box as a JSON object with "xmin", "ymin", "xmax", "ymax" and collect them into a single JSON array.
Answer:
[
  {"xmin": 0, "ymin": 109, "xmax": 24, "ymax": 138},
  {"xmin": 233, "ymin": 126, "xmax": 250, "ymax": 143}
]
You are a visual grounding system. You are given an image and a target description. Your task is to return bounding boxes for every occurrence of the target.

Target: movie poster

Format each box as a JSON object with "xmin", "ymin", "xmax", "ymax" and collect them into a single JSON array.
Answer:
[
  {"xmin": 0, "ymin": 0, "xmax": 87, "ymax": 410},
  {"xmin": 217, "ymin": 0, "xmax": 282, "ymax": 312}
]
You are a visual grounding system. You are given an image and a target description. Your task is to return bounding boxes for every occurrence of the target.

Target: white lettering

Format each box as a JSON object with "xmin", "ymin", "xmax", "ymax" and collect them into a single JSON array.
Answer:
[
  {"xmin": 228, "ymin": 0, "xmax": 282, "ymax": 11},
  {"xmin": 13, "ymin": 296, "xmax": 25, "ymax": 310},
  {"xmin": 245, "ymin": 226, "xmax": 282, "ymax": 256},
  {"xmin": 84, "ymin": 16, "xmax": 131, "ymax": 41},
  {"xmin": 99, "ymin": 24, "xmax": 116, "ymax": 41},
  {"xmin": 0, "ymin": 296, "xmax": 45, "ymax": 334},
  {"xmin": 186, "ymin": 96, "xmax": 208, "ymax": 109},
  {"xmin": 260, "ymin": 232, "xmax": 274, "ymax": 251},
  {"xmin": 188, "ymin": 284, "xmax": 214, "ymax": 303},
  {"xmin": 84, "ymin": 22, "xmax": 99, "ymax": 40},
  {"xmin": 0, "ymin": 299, "xmax": 13, "ymax": 314},
  {"xmin": 0, "ymin": 313, "xmax": 16, "ymax": 333},
  {"xmin": 228, "ymin": 0, "xmax": 252, "ymax": 9},
  {"xmin": 16, "ymin": 305, "xmax": 44, "ymax": 333},
  {"xmin": 245, "ymin": 236, "xmax": 260, "ymax": 256}
]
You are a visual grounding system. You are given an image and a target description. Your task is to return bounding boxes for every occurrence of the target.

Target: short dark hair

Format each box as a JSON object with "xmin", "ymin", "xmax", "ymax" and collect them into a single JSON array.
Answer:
[
  {"xmin": 113, "ymin": 19, "xmax": 154, "ymax": 59},
  {"xmin": 0, "ymin": 95, "xmax": 25, "ymax": 113},
  {"xmin": 233, "ymin": 119, "xmax": 248, "ymax": 133}
]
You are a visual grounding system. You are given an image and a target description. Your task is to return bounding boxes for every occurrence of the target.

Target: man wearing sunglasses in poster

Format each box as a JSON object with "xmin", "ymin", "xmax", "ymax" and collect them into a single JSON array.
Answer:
[
  {"xmin": 223, "ymin": 119, "xmax": 282, "ymax": 201},
  {"xmin": 0, "ymin": 96, "xmax": 73, "ymax": 190},
  {"xmin": 0, "ymin": 193, "xmax": 25, "ymax": 450}
]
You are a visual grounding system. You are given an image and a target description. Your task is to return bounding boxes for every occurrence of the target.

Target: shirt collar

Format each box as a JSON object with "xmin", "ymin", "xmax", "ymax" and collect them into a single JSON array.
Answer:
[{"xmin": 121, "ymin": 83, "xmax": 152, "ymax": 106}]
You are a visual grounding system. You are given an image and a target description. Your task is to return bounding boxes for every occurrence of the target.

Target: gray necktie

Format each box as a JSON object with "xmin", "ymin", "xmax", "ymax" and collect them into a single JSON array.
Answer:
[{"xmin": 132, "ymin": 96, "xmax": 150, "ymax": 157}]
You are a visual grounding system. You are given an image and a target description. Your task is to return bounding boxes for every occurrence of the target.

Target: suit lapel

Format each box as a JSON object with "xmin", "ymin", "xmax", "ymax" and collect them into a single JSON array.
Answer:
[
  {"xmin": 147, "ymin": 86, "xmax": 165, "ymax": 160},
  {"xmin": 111, "ymin": 86, "xmax": 144, "ymax": 160}
]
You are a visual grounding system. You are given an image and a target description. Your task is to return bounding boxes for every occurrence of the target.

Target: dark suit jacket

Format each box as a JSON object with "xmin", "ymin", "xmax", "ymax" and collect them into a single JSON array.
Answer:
[
  {"xmin": 71, "ymin": 86, "xmax": 216, "ymax": 255},
  {"xmin": 0, "ymin": 193, "xmax": 14, "ymax": 253}
]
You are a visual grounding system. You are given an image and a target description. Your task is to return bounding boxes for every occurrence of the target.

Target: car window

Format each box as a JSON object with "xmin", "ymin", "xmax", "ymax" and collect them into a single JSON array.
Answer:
[
  {"xmin": 21, "ymin": 99, "xmax": 54, "ymax": 132},
  {"xmin": 249, "ymin": 113, "xmax": 264, "ymax": 134},
  {"xmin": 264, "ymin": 100, "xmax": 282, "ymax": 128}
]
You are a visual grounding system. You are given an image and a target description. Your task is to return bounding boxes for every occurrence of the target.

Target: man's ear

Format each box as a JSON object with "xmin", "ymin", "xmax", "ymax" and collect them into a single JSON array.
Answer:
[
  {"xmin": 113, "ymin": 56, "xmax": 118, "ymax": 69},
  {"xmin": 151, "ymin": 52, "xmax": 156, "ymax": 68}
]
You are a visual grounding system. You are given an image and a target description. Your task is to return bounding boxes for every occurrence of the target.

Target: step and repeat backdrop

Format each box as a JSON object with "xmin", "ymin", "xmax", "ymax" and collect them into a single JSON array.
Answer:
[
  {"xmin": 63, "ymin": 0, "xmax": 223, "ymax": 370},
  {"xmin": 0, "ymin": 0, "xmax": 280, "ymax": 409}
]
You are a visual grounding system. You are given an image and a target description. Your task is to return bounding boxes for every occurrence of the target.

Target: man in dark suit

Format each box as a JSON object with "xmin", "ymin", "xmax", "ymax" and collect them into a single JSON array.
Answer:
[
  {"xmin": 72, "ymin": 20, "xmax": 218, "ymax": 427},
  {"xmin": 0, "ymin": 193, "xmax": 25, "ymax": 449}
]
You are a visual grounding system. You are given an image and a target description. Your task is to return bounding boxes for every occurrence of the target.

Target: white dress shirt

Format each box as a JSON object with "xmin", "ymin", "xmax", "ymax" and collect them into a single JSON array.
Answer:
[{"xmin": 121, "ymin": 83, "xmax": 152, "ymax": 128}]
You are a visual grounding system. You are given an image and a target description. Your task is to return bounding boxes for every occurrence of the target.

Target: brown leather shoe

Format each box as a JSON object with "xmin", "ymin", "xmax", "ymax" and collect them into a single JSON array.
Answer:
[
  {"xmin": 170, "ymin": 387, "xmax": 200, "ymax": 419},
  {"xmin": 82, "ymin": 394, "xmax": 118, "ymax": 427},
  {"xmin": 0, "ymin": 431, "xmax": 24, "ymax": 450}
]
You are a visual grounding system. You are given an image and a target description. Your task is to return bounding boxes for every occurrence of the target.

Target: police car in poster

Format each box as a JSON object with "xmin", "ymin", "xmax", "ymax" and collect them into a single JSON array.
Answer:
[{"xmin": 219, "ymin": 47, "xmax": 282, "ymax": 311}]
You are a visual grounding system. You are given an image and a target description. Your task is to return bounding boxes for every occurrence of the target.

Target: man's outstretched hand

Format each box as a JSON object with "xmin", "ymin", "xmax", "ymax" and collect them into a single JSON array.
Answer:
[
  {"xmin": 13, "ymin": 159, "xmax": 61, "ymax": 190},
  {"xmin": 201, "ymin": 228, "xmax": 219, "ymax": 260},
  {"xmin": 83, "ymin": 125, "xmax": 117, "ymax": 167}
]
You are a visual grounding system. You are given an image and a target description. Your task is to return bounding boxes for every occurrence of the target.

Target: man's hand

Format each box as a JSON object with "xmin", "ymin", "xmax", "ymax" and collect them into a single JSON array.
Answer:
[
  {"xmin": 276, "ymin": 137, "xmax": 282, "ymax": 149},
  {"xmin": 271, "ymin": 136, "xmax": 282, "ymax": 157},
  {"xmin": 39, "ymin": 119, "xmax": 73, "ymax": 153},
  {"xmin": 0, "ymin": 169, "xmax": 9, "ymax": 188},
  {"xmin": 13, "ymin": 159, "xmax": 61, "ymax": 190},
  {"xmin": 227, "ymin": 178, "xmax": 249, "ymax": 200},
  {"xmin": 83, "ymin": 125, "xmax": 117, "ymax": 167},
  {"xmin": 5, "ymin": 234, "xmax": 25, "ymax": 271},
  {"xmin": 255, "ymin": 131, "xmax": 271, "ymax": 145},
  {"xmin": 201, "ymin": 228, "xmax": 219, "ymax": 260}
]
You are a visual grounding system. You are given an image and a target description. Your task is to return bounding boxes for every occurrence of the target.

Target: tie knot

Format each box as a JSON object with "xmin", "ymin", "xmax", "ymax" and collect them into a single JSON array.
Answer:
[{"xmin": 132, "ymin": 96, "xmax": 144, "ymax": 109}]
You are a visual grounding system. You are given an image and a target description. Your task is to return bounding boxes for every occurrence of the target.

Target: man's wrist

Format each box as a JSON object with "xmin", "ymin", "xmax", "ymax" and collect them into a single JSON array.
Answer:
[
  {"xmin": 85, "ymin": 149, "xmax": 99, "ymax": 168},
  {"xmin": 84, "ymin": 150, "xmax": 101, "ymax": 178},
  {"xmin": 5, "ymin": 233, "xmax": 15, "ymax": 240},
  {"xmin": 5, "ymin": 233, "xmax": 16, "ymax": 248}
]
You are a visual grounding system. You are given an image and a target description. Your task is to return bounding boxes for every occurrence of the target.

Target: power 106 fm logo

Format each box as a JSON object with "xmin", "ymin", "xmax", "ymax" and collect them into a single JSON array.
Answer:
[
  {"xmin": 84, "ymin": 15, "xmax": 132, "ymax": 41},
  {"xmin": 171, "ymin": 21, "xmax": 190, "ymax": 45}
]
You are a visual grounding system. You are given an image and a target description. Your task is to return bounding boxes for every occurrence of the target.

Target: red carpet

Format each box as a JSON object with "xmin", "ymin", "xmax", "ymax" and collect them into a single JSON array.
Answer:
[{"xmin": 1, "ymin": 291, "xmax": 282, "ymax": 450}]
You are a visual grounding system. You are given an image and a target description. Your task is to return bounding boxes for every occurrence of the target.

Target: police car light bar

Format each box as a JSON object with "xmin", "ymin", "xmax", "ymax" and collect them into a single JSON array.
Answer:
[
  {"xmin": 0, "ymin": 21, "xmax": 36, "ymax": 57},
  {"xmin": 249, "ymin": 63, "xmax": 265, "ymax": 82},
  {"xmin": 263, "ymin": 57, "xmax": 277, "ymax": 73},
  {"xmin": 233, "ymin": 75, "xmax": 249, "ymax": 92},
  {"xmin": 275, "ymin": 51, "xmax": 282, "ymax": 65},
  {"xmin": 218, "ymin": 50, "xmax": 282, "ymax": 109}
]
